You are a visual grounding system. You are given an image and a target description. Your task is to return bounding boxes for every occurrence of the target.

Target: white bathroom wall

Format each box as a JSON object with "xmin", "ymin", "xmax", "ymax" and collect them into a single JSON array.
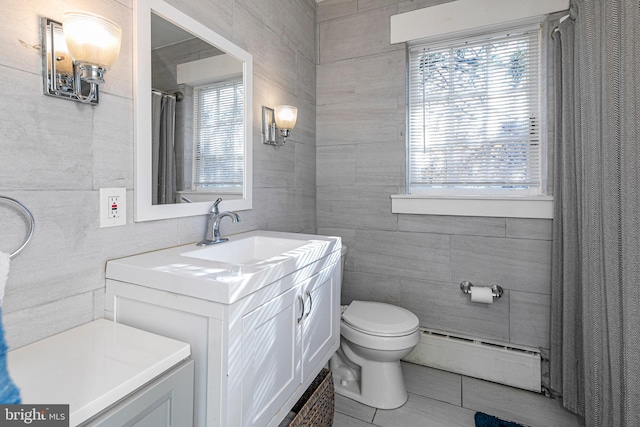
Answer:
[
  {"xmin": 0, "ymin": 0, "xmax": 558, "ymax": 361},
  {"xmin": 0, "ymin": 0, "xmax": 317, "ymax": 349},
  {"xmin": 316, "ymin": 0, "xmax": 555, "ymax": 358}
]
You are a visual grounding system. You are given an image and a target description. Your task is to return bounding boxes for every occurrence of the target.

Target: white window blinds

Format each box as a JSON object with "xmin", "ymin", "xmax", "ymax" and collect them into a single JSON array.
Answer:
[
  {"xmin": 193, "ymin": 78, "xmax": 244, "ymax": 190},
  {"xmin": 408, "ymin": 26, "xmax": 542, "ymax": 195}
]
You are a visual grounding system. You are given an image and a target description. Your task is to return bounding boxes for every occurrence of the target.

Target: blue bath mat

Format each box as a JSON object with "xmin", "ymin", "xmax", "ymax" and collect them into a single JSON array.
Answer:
[{"xmin": 474, "ymin": 412, "xmax": 527, "ymax": 427}]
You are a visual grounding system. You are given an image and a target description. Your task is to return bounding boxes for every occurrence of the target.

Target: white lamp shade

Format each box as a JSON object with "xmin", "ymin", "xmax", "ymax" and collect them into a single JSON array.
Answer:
[
  {"xmin": 274, "ymin": 105, "xmax": 298, "ymax": 130},
  {"xmin": 62, "ymin": 11, "xmax": 122, "ymax": 70}
]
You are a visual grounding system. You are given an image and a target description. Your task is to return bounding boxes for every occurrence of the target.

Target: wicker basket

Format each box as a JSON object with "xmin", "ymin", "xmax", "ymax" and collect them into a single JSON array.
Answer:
[{"xmin": 285, "ymin": 369, "xmax": 335, "ymax": 427}]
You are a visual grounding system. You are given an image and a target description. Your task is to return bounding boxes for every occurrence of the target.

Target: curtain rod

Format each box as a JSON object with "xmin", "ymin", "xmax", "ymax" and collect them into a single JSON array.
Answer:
[{"xmin": 152, "ymin": 88, "xmax": 184, "ymax": 102}]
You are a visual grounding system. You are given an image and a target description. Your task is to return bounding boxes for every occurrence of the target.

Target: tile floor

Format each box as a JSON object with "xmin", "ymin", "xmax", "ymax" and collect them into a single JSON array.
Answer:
[{"xmin": 333, "ymin": 362, "xmax": 585, "ymax": 427}]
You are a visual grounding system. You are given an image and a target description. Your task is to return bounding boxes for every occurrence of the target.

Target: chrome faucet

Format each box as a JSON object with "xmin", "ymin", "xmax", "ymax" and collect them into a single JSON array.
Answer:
[{"xmin": 197, "ymin": 198, "xmax": 241, "ymax": 246}]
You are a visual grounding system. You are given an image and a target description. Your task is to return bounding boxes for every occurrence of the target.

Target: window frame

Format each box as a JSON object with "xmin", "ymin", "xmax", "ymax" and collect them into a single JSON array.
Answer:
[{"xmin": 394, "ymin": 20, "xmax": 553, "ymax": 219}]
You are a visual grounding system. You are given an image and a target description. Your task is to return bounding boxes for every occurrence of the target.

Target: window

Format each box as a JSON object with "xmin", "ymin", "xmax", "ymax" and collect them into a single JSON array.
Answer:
[
  {"xmin": 407, "ymin": 26, "xmax": 543, "ymax": 197},
  {"xmin": 193, "ymin": 78, "xmax": 244, "ymax": 192}
]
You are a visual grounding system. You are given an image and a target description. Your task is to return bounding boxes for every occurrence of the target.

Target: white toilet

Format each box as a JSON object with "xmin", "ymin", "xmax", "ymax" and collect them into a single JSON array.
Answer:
[{"xmin": 330, "ymin": 246, "xmax": 420, "ymax": 409}]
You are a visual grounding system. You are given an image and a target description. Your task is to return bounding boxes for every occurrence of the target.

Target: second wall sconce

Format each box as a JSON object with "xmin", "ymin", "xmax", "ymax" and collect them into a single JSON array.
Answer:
[
  {"xmin": 262, "ymin": 105, "xmax": 298, "ymax": 146},
  {"xmin": 42, "ymin": 11, "xmax": 122, "ymax": 105}
]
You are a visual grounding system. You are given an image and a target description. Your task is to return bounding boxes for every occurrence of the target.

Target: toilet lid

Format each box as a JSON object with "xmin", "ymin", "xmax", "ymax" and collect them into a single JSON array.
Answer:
[{"xmin": 342, "ymin": 301, "xmax": 419, "ymax": 336}]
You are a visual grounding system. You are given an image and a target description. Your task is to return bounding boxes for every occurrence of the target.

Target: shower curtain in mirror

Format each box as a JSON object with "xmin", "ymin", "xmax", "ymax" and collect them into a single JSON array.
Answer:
[
  {"xmin": 152, "ymin": 91, "xmax": 177, "ymax": 205},
  {"xmin": 550, "ymin": 1, "xmax": 640, "ymax": 426}
]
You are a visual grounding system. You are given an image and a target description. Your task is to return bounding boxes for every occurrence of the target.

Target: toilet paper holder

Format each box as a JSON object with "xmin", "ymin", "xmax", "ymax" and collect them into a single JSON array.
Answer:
[{"xmin": 460, "ymin": 281, "xmax": 503, "ymax": 299}]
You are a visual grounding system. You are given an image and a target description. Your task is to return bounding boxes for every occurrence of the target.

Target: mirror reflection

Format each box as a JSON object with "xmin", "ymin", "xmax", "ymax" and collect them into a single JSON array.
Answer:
[{"xmin": 150, "ymin": 12, "xmax": 244, "ymax": 205}]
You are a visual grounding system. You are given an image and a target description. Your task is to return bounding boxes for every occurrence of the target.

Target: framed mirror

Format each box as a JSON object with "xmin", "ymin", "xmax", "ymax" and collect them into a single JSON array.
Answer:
[{"xmin": 134, "ymin": 0, "xmax": 253, "ymax": 221}]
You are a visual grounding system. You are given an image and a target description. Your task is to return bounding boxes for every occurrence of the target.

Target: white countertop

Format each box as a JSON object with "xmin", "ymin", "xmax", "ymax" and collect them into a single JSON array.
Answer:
[
  {"xmin": 105, "ymin": 230, "xmax": 341, "ymax": 304},
  {"xmin": 7, "ymin": 319, "xmax": 191, "ymax": 426}
]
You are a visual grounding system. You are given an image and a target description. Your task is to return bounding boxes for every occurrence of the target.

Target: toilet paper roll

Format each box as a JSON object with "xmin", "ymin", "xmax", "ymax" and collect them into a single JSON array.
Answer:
[{"xmin": 470, "ymin": 286, "xmax": 493, "ymax": 304}]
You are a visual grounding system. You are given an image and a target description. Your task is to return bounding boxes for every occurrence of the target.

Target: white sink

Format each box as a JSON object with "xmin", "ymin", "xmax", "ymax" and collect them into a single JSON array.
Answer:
[
  {"xmin": 181, "ymin": 236, "xmax": 307, "ymax": 265},
  {"xmin": 105, "ymin": 230, "xmax": 341, "ymax": 304}
]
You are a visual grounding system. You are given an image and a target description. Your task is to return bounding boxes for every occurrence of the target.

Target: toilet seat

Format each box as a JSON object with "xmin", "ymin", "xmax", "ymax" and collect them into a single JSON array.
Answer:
[{"xmin": 342, "ymin": 301, "xmax": 419, "ymax": 337}]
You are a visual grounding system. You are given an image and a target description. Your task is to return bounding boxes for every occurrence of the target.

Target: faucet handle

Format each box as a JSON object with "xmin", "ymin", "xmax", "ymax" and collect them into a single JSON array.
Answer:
[{"xmin": 210, "ymin": 198, "xmax": 223, "ymax": 214}]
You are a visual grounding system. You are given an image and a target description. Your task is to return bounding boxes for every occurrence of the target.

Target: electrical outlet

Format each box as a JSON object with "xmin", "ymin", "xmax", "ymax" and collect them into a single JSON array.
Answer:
[
  {"xmin": 108, "ymin": 196, "xmax": 120, "ymax": 219},
  {"xmin": 100, "ymin": 188, "xmax": 126, "ymax": 227}
]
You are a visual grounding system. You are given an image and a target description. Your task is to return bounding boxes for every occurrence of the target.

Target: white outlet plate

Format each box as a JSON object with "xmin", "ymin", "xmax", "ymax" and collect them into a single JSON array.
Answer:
[{"xmin": 100, "ymin": 188, "xmax": 127, "ymax": 228}]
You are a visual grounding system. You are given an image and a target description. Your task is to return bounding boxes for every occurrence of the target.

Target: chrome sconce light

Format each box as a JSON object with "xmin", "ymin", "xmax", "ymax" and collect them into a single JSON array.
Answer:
[
  {"xmin": 262, "ymin": 105, "xmax": 298, "ymax": 146},
  {"xmin": 42, "ymin": 12, "xmax": 122, "ymax": 105}
]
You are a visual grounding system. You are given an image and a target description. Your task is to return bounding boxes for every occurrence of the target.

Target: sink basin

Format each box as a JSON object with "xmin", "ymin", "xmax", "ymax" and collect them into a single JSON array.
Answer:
[
  {"xmin": 180, "ymin": 236, "xmax": 307, "ymax": 265},
  {"xmin": 106, "ymin": 230, "xmax": 341, "ymax": 304}
]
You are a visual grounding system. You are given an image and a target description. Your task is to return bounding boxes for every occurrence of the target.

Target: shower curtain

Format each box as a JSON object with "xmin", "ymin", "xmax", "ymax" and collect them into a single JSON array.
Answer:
[
  {"xmin": 151, "ymin": 91, "xmax": 177, "ymax": 205},
  {"xmin": 550, "ymin": 1, "xmax": 640, "ymax": 426}
]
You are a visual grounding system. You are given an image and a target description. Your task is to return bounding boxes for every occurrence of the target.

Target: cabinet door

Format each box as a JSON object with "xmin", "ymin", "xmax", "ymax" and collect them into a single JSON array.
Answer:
[
  {"xmin": 241, "ymin": 285, "xmax": 302, "ymax": 427},
  {"xmin": 301, "ymin": 264, "xmax": 339, "ymax": 378}
]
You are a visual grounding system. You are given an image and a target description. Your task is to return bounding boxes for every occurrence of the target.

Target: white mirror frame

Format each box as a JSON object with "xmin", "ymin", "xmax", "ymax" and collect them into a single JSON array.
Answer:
[{"xmin": 134, "ymin": 0, "xmax": 253, "ymax": 221}]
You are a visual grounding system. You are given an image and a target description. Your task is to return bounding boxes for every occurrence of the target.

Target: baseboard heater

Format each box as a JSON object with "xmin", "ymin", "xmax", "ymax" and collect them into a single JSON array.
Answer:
[{"xmin": 403, "ymin": 328, "xmax": 541, "ymax": 393}]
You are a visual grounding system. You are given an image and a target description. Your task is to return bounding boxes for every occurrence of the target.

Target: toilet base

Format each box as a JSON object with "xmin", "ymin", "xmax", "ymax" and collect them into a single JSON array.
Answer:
[{"xmin": 330, "ymin": 347, "xmax": 409, "ymax": 409}]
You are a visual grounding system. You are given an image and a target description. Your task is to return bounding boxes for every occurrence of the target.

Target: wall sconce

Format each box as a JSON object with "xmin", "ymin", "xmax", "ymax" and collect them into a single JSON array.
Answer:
[
  {"xmin": 42, "ymin": 12, "xmax": 122, "ymax": 105},
  {"xmin": 262, "ymin": 105, "xmax": 298, "ymax": 146}
]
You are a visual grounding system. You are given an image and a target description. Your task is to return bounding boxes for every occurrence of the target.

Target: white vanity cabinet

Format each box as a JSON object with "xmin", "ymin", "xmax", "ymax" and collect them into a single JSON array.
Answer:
[
  {"xmin": 105, "ymin": 230, "xmax": 341, "ymax": 427},
  {"xmin": 7, "ymin": 320, "xmax": 193, "ymax": 427},
  {"xmin": 241, "ymin": 264, "xmax": 338, "ymax": 427}
]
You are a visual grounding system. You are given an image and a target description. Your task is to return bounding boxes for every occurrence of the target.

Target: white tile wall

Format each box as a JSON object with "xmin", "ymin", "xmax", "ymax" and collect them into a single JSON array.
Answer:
[
  {"xmin": 316, "ymin": 0, "xmax": 555, "ymax": 357},
  {"xmin": 316, "ymin": 0, "xmax": 571, "ymax": 421},
  {"xmin": 1, "ymin": 0, "xmax": 317, "ymax": 349}
]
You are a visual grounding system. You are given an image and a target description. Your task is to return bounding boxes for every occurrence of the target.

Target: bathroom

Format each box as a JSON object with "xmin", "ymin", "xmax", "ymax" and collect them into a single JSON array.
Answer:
[{"xmin": 1, "ymin": 0, "xmax": 637, "ymax": 426}]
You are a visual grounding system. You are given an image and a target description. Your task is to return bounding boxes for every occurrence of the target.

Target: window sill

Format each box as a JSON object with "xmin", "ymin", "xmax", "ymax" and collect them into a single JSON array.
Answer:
[{"xmin": 391, "ymin": 195, "xmax": 554, "ymax": 219}]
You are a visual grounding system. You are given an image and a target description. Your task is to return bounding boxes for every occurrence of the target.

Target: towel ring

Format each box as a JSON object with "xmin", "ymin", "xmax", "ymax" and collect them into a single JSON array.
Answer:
[{"xmin": 0, "ymin": 196, "xmax": 35, "ymax": 259}]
